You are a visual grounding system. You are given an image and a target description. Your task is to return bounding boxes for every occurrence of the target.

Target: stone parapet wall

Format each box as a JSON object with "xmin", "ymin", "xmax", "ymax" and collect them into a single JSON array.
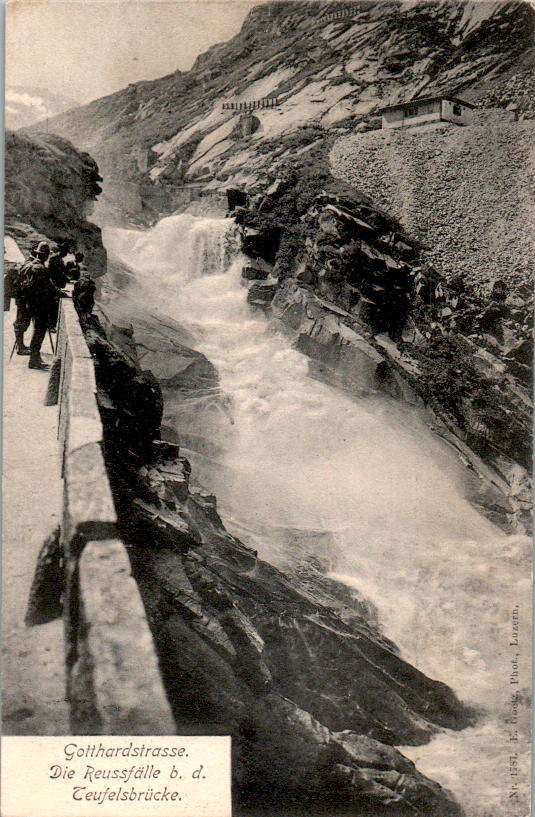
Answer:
[{"xmin": 51, "ymin": 298, "xmax": 175, "ymax": 734}]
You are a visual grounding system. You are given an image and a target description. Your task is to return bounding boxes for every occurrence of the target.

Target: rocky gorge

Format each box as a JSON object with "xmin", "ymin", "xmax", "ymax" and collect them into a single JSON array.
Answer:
[
  {"xmin": 229, "ymin": 178, "xmax": 532, "ymax": 535},
  {"xmin": 32, "ymin": 0, "xmax": 533, "ymax": 534},
  {"xmin": 4, "ymin": 124, "xmax": 478, "ymax": 815},
  {"xmin": 74, "ymin": 298, "xmax": 473, "ymax": 817},
  {"xmin": 10, "ymin": 2, "xmax": 533, "ymax": 815},
  {"xmin": 95, "ymin": 196, "xmax": 530, "ymax": 817}
]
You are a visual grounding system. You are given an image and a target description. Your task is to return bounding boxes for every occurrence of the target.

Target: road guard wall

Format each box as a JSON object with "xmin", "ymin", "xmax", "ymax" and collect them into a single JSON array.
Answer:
[{"xmin": 50, "ymin": 298, "xmax": 176, "ymax": 735}]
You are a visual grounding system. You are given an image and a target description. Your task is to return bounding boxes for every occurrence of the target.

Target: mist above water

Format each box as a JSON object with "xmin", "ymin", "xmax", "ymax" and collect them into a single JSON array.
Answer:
[{"xmin": 104, "ymin": 214, "xmax": 530, "ymax": 817}]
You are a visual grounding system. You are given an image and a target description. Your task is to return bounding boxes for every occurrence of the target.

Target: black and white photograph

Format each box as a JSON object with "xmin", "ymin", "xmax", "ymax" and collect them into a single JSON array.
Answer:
[{"xmin": 2, "ymin": 1, "xmax": 533, "ymax": 815}]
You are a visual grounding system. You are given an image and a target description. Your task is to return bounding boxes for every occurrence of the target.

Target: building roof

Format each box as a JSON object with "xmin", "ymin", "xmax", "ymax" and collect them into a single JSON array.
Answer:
[{"xmin": 380, "ymin": 95, "xmax": 477, "ymax": 113}]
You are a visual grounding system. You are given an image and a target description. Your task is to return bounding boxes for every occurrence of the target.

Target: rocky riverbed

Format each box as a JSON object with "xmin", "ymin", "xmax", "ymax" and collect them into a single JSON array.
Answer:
[
  {"xmin": 71, "ymin": 296, "xmax": 472, "ymax": 816},
  {"xmin": 227, "ymin": 179, "xmax": 532, "ymax": 535}
]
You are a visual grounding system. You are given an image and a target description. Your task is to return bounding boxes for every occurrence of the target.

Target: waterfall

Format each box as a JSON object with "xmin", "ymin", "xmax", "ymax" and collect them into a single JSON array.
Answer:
[{"xmin": 103, "ymin": 214, "xmax": 530, "ymax": 817}]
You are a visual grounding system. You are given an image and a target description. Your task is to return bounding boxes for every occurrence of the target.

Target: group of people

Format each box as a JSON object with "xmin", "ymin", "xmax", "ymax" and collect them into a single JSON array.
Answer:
[{"xmin": 7, "ymin": 240, "xmax": 88, "ymax": 370}]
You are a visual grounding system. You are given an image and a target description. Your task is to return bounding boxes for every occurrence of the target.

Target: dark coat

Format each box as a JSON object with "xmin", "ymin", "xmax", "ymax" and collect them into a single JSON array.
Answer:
[
  {"xmin": 19, "ymin": 258, "xmax": 57, "ymax": 317},
  {"xmin": 48, "ymin": 253, "xmax": 68, "ymax": 288}
]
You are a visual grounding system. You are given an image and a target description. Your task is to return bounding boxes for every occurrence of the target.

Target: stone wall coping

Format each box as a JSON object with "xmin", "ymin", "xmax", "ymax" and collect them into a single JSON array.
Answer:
[
  {"xmin": 54, "ymin": 298, "xmax": 176, "ymax": 734},
  {"xmin": 78, "ymin": 538, "xmax": 176, "ymax": 734}
]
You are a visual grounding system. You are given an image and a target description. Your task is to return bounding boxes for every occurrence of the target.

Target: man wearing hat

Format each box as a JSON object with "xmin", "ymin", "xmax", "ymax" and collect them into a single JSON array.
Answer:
[
  {"xmin": 47, "ymin": 241, "xmax": 70, "ymax": 329},
  {"xmin": 18, "ymin": 241, "xmax": 59, "ymax": 369},
  {"xmin": 13, "ymin": 241, "xmax": 50, "ymax": 356},
  {"xmin": 12, "ymin": 243, "xmax": 38, "ymax": 356}
]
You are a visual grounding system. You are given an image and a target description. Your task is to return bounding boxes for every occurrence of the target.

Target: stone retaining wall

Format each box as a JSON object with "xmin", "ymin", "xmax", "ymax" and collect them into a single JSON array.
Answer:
[{"xmin": 51, "ymin": 298, "xmax": 176, "ymax": 734}]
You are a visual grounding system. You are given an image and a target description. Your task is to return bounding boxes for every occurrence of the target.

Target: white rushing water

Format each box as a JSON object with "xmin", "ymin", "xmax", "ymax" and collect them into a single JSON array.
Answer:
[{"xmin": 103, "ymin": 214, "xmax": 531, "ymax": 817}]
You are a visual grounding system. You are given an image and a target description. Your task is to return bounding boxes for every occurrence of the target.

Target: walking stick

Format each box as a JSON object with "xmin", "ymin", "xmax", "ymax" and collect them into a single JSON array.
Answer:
[
  {"xmin": 9, "ymin": 339, "xmax": 17, "ymax": 361},
  {"xmin": 48, "ymin": 330, "xmax": 55, "ymax": 354}
]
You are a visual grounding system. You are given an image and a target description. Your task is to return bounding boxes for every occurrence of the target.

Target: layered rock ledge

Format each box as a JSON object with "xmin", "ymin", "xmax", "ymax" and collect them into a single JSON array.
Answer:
[{"xmin": 231, "ymin": 180, "xmax": 532, "ymax": 535}]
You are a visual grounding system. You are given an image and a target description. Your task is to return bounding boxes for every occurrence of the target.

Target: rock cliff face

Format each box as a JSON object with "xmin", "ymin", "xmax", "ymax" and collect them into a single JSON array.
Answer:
[
  {"xmin": 38, "ymin": 0, "xmax": 534, "ymax": 218},
  {"xmin": 4, "ymin": 130, "xmax": 106, "ymax": 274},
  {"xmin": 231, "ymin": 179, "xmax": 532, "ymax": 534},
  {"xmin": 73, "ymin": 302, "xmax": 471, "ymax": 816}
]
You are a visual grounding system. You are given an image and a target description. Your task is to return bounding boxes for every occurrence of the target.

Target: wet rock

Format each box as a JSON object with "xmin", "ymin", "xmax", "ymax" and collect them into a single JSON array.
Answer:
[
  {"xmin": 237, "ymin": 694, "xmax": 463, "ymax": 816},
  {"xmin": 73, "ymin": 274, "xmax": 97, "ymax": 318},
  {"xmin": 84, "ymin": 326, "xmax": 163, "ymax": 454},
  {"xmin": 132, "ymin": 498, "xmax": 200, "ymax": 551},
  {"xmin": 270, "ymin": 274, "xmax": 531, "ymax": 531},
  {"xmin": 141, "ymin": 441, "xmax": 191, "ymax": 504},
  {"xmin": 74, "ymin": 309, "xmax": 469, "ymax": 816},
  {"xmin": 242, "ymin": 266, "xmax": 270, "ymax": 280},
  {"xmin": 247, "ymin": 281, "xmax": 278, "ymax": 306},
  {"xmin": 236, "ymin": 176, "xmax": 531, "ymax": 531},
  {"xmin": 112, "ymin": 437, "xmax": 473, "ymax": 815},
  {"xmin": 242, "ymin": 226, "xmax": 281, "ymax": 263},
  {"xmin": 130, "ymin": 532, "xmax": 469, "ymax": 813},
  {"xmin": 231, "ymin": 206, "xmax": 248, "ymax": 225},
  {"xmin": 227, "ymin": 189, "xmax": 248, "ymax": 212},
  {"xmin": 330, "ymin": 762, "xmax": 461, "ymax": 816}
]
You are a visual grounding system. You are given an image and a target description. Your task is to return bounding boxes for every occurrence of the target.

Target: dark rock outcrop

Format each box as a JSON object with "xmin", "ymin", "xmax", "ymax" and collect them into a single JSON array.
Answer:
[
  {"xmin": 125, "ymin": 428, "xmax": 470, "ymax": 817},
  {"xmin": 4, "ymin": 130, "xmax": 106, "ymax": 275},
  {"xmin": 227, "ymin": 189, "xmax": 248, "ymax": 212},
  {"xmin": 95, "ymin": 301, "xmax": 222, "ymax": 453},
  {"xmin": 235, "ymin": 181, "xmax": 532, "ymax": 534},
  {"xmin": 242, "ymin": 225, "xmax": 281, "ymax": 263}
]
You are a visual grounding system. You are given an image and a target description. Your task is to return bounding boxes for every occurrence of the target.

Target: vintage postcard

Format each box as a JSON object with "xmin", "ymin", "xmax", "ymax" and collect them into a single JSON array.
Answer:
[{"xmin": 2, "ymin": 1, "xmax": 532, "ymax": 816}]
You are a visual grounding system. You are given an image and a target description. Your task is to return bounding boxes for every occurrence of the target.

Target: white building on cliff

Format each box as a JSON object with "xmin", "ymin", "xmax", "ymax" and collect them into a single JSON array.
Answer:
[{"xmin": 380, "ymin": 96, "xmax": 476, "ymax": 129}]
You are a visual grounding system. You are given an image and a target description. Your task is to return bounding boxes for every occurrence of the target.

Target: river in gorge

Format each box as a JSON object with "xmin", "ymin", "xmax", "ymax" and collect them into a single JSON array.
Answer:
[{"xmin": 102, "ymin": 213, "xmax": 531, "ymax": 817}]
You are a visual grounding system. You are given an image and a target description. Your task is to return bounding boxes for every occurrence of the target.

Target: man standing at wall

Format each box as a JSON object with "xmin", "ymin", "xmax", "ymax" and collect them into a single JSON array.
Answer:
[
  {"xmin": 12, "ymin": 243, "xmax": 40, "ymax": 356},
  {"xmin": 47, "ymin": 242, "xmax": 70, "ymax": 330},
  {"xmin": 18, "ymin": 241, "xmax": 59, "ymax": 370}
]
